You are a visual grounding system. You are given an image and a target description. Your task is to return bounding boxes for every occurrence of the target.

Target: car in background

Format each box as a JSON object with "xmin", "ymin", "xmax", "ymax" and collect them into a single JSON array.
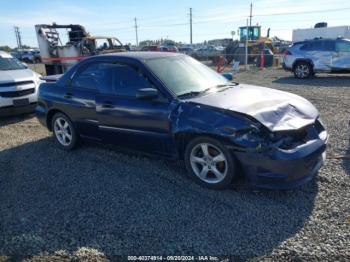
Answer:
[
  {"xmin": 162, "ymin": 45, "xmax": 178, "ymax": 53},
  {"xmin": 178, "ymin": 47, "xmax": 195, "ymax": 56},
  {"xmin": 21, "ymin": 50, "xmax": 41, "ymax": 63},
  {"xmin": 283, "ymin": 38, "xmax": 350, "ymax": 78},
  {"xmin": 36, "ymin": 52, "xmax": 327, "ymax": 190},
  {"xmin": 0, "ymin": 51, "xmax": 43, "ymax": 116},
  {"xmin": 192, "ymin": 45, "xmax": 222, "ymax": 62},
  {"xmin": 12, "ymin": 49, "xmax": 42, "ymax": 64},
  {"xmin": 141, "ymin": 45, "xmax": 160, "ymax": 52},
  {"xmin": 141, "ymin": 45, "xmax": 178, "ymax": 53}
]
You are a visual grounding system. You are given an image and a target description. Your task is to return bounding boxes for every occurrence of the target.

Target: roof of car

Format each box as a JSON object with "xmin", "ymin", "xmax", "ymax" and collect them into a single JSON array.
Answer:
[
  {"xmin": 295, "ymin": 38, "xmax": 349, "ymax": 44},
  {"xmin": 99, "ymin": 51, "xmax": 183, "ymax": 60}
]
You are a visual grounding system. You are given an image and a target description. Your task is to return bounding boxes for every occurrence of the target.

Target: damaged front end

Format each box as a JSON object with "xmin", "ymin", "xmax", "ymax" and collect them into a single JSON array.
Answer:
[
  {"xmin": 174, "ymin": 101, "xmax": 327, "ymax": 189},
  {"xmin": 180, "ymin": 84, "xmax": 328, "ymax": 189},
  {"xmin": 231, "ymin": 118, "xmax": 328, "ymax": 189}
]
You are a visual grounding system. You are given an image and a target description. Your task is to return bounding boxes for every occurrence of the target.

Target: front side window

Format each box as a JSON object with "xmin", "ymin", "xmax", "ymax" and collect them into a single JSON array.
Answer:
[
  {"xmin": 98, "ymin": 64, "xmax": 151, "ymax": 97},
  {"xmin": 95, "ymin": 39, "xmax": 111, "ymax": 51},
  {"xmin": 336, "ymin": 41, "xmax": 350, "ymax": 52}
]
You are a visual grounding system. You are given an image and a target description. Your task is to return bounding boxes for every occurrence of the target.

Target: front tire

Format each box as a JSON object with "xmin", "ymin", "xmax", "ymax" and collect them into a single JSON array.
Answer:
[
  {"xmin": 294, "ymin": 62, "xmax": 313, "ymax": 79},
  {"xmin": 184, "ymin": 137, "xmax": 236, "ymax": 189},
  {"xmin": 52, "ymin": 113, "xmax": 78, "ymax": 150}
]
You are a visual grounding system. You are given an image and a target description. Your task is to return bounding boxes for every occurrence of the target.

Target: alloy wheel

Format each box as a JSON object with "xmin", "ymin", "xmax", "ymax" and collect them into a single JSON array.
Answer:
[
  {"xmin": 295, "ymin": 64, "xmax": 310, "ymax": 78},
  {"xmin": 190, "ymin": 142, "xmax": 228, "ymax": 184},
  {"xmin": 53, "ymin": 117, "xmax": 73, "ymax": 146}
]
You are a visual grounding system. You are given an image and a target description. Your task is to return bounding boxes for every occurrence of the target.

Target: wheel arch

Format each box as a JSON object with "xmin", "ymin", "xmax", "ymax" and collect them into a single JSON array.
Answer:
[
  {"xmin": 292, "ymin": 59, "xmax": 314, "ymax": 71},
  {"xmin": 46, "ymin": 109, "xmax": 70, "ymax": 131},
  {"xmin": 174, "ymin": 131, "xmax": 232, "ymax": 160}
]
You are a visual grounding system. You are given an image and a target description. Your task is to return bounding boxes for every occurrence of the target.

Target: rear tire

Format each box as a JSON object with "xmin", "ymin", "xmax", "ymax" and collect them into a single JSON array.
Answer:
[
  {"xmin": 294, "ymin": 62, "xmax": 313, "ymax": 79},
  {"xmin": 184, "ymin": 137, "xmax": 236, "ymax": 189},
  {"xmin": 52, "ymin": 113, "xmax": 78, "ymax": 151}
]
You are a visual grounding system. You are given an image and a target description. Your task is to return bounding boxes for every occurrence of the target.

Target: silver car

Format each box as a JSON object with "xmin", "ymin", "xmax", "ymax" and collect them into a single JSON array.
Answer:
[
  {"xmin": 0, "ymin": 51, "xmax": 43, "ymax": 116},
  {"xmin": 283, "ymin": 38, "xmax": 350, "ymax": 79}
]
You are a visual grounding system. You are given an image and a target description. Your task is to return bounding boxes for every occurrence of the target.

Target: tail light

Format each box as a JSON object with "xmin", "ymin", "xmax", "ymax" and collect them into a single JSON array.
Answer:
[{"xmin": 283, "ymin": 50, "xmax": 292, "ymax": 56}]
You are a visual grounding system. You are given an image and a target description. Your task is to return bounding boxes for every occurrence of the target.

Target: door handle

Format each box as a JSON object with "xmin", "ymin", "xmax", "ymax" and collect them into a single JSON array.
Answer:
[
  {"xmin": 64, "ymin": 92, "xmax": 73, "ymax": 99},
  {"xmin": 101, "ymin": 101, "xmax": 114, "ymax": 108}
]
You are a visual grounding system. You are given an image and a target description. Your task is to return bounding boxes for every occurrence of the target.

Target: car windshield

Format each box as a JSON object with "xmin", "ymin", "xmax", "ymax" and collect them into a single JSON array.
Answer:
[
  {"xmin": 0, "ymin": 57, "xmax": 26, "ymax": 70},
  {"xmin": 145, "ymin": 56, "xmax": 229, "ymax": 96}
]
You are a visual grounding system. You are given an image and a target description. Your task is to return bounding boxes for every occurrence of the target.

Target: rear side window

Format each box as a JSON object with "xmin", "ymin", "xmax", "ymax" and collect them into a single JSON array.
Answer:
[
  {"xmin": 72, "ymin": 62, "xmax": 151, "ymax": 97},
  {"xmin": 71, "ymin": 63, "xmax": 101, "ymax": 90},
  {"xmin": 323, "ymin": 40, "xmax": 336, "ymax": 51},
  {"xmin": 336, "ymin": 41, "xmax": 350, "ymax": 52},
  {"xmin": 300, "ymin": 40, "xmax": 335, "ymax": 51}
]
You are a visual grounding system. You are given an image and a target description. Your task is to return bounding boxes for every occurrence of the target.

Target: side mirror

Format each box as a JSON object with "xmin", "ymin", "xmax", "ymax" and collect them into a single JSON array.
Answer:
[
  {"xmin": 136, "ymin": 88, "xmax": 159, "ymax": 100},
  {"xmin": 22, "ymin": 62, "xmax": 28, "ymax": 68},
  {"xmin": 222, "ymin": 73, "xmax": 233, "ymax": 81}
]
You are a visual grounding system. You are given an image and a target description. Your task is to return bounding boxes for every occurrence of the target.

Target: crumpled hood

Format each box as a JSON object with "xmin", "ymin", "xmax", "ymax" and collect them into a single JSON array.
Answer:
[
  {"xmin": 0, "ymin": 69, "xmax": 38, "ymax": 84},
  {"xmin": 186, "ymin": 84, "xmax": 319, "ymax": 132}
]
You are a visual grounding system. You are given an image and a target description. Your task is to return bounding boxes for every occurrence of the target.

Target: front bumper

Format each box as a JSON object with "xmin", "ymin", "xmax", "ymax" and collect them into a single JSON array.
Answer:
[
  {"xmin": 282, "ymin": 62, "xmax": 292, "ymax": 71},
  {"xmin": 234, "ymin": 138, "xmax": 327, "ymax": 189},
  {"xmin": 0, "ymin": 89, "xmax": 38, "ymax": 117},
  {"xmin": 35, "ymin": 103, "xmax": 48, "ymax": 128}
]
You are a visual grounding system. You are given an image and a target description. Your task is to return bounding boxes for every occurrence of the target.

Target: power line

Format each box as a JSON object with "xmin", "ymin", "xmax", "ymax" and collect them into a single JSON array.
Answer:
[
  {"xmin": 66, "ymin": 6, "xmax": 350, "ymax": 36},
  {"xmin": 254, "ymin": 6, "xmax": 350, "ymax": 17},
  {"xmin": 8, "ymin": 6, "xmax": 350, "ymax": 47}
]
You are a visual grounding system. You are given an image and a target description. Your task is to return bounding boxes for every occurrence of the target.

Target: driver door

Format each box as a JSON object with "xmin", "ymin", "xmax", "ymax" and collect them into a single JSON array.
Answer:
[{"xmin": 95, "ymin": 62, "xmax": 173, "ymax": 156}]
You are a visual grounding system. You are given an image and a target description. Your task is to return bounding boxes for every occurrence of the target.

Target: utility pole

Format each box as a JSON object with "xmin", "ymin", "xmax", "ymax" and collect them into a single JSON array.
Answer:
[
  {"xmin": 190, "ymin": 8, "xmax": 193, "ymax": 45},
  {"xmin": 14, "ymin": 27, "xmax": 19, "ymax": 49},
  {"xmin": 17, "ymin": 27, "xmax": 22, "ymax": 49},
  {"xmin": 249, "ymin": 2, "xmax": 253, "ymax": 28},
  {"xmin": 245, "ymin": 18, "xmax": 249, "ymax": 70},
  {"xmin": 14, "ymin": 26, "xmax": 22, "ymax": 49},
  {"xmin": 134, "ymin": 17, "xmax": 139, "ymax": 47}
]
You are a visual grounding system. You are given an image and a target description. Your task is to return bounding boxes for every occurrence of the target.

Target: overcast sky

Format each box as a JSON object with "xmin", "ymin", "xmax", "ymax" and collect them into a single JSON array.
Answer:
[{"xmin": 1, "ymin": 0, "xmax": 349, "ymax": 48}]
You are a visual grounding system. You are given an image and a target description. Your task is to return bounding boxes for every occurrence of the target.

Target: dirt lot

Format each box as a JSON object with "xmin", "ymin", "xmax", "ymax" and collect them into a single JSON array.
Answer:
[{"xmin": 0, "ymin": 68, "xmax": 349, "ymax": 261}]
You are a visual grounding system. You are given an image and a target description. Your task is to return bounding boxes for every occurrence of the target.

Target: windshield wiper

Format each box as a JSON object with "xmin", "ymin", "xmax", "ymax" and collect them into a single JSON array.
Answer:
[
  {"xmin": 177, "ymin": 91, "xmax": 201, "ymax": 98},
  {"xmin": 177, "ymin": 88, "xmax": 212, "ymax": 98},
  {"xmin": 215, "ymin": 82, "xmax": 239, "ymax": 88},
  {"xmin": 214, "ymin": 83, "xmax": 239, "ymax": 92},
  {"xmin": 177, "ymin": 83, "xmax": 238, "ymax": 98}
]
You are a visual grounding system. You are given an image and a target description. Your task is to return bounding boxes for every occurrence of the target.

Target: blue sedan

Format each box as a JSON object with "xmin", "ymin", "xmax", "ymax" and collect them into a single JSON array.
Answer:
[{"xmin": 36, "ymin": 52, "xmax": 328, "ymax": 189}]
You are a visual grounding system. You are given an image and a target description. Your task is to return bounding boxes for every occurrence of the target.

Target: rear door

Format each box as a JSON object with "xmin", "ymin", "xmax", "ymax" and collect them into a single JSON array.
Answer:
[
  {"xmin": 301, "ymin": 40, "xmax": 334, "ymax": 71},
  {"xmin": 332, "ymin": 40, "xmax": 350, "ymax": 71},
  {"xmin": 64, "ymin": 63, "xmax": 100, "ymax": 139},
  {"xmin": 95, "ymin": 62, "xmax": 173, "ymax": 156}
]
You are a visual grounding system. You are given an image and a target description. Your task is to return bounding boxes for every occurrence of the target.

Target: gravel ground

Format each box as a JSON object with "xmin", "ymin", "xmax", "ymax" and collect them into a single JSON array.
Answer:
[{"xmin": 0, "ymin": 68, "xmax": 349, "ymax": 261}]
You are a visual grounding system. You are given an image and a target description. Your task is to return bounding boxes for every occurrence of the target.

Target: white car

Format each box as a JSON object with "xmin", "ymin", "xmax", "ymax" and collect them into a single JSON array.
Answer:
[{"xmin": 0, "ymin": 51, "xmax": 43, "ymax": 116}]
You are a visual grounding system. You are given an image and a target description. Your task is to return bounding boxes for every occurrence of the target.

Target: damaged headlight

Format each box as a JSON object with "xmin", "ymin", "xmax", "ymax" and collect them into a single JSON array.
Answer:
[
  {"xmin": 316, "ymin": 117, "xmax": 328, "ymax": 141},
  {"xmin": 232, "ymin": 124, "xmax": 268, "ymax": 151}
]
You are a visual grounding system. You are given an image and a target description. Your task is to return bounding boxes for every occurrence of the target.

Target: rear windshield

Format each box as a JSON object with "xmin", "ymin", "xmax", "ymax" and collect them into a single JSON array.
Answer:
[{"xmin": 0, "ymin": 57, "xmax": 26, "ymax": 70}]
